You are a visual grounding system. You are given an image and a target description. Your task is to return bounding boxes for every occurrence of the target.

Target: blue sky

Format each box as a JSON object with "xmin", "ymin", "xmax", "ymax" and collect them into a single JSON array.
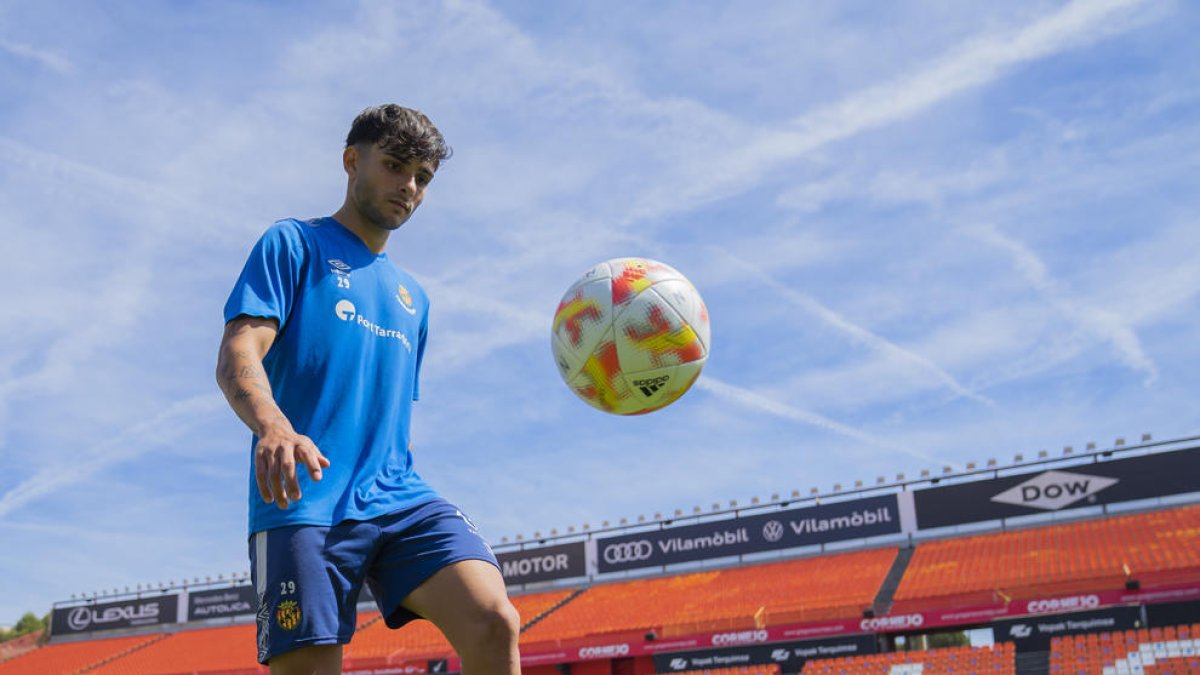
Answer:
[{"xmin": 1, "ymin": 0, "xmax": 1199, "ymax": 627}]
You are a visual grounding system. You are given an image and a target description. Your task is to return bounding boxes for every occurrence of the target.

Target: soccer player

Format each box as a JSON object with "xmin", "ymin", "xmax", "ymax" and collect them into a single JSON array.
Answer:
[{"xmin": 216, "ymin": 105, "xmax": 520, "ymax": 675}]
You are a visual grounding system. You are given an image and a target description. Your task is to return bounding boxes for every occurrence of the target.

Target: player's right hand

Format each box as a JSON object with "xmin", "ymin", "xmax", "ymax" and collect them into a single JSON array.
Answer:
[{"xmin": 254, "ymin": 427, "xmax": 331, "ymax": 510}]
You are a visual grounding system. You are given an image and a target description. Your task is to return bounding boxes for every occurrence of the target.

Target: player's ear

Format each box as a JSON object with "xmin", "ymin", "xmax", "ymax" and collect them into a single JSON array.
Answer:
[{"xmin": 342, "ymin": 146, "xmax": 359, "ymax": 178}]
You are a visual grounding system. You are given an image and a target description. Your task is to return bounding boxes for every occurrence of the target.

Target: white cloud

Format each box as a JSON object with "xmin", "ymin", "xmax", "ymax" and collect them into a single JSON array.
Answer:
[
  {"xmin": 965, "ymin": 222, "xmax": 1159, "ymax": 385},
  {"xmin": 0, "ymin": 37, "xmax": 71, "ymax": 74},
  {"xmin": 0, "ymin": 394, "xmax": 225, "ymax": 519},
  {"xmin": 696, "ymin": 376, "xmax": 947, "ymax": 467},
  {"xmin": 717, "ymin": 250, "xmax": 992, "ymax": 407},
  {"xmin": 628, "ymin": 0, "xmax": 1154, "ymax": 223}
]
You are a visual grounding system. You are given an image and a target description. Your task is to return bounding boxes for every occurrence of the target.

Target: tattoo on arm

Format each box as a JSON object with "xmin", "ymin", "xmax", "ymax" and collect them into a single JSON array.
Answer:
[{"xmin": 237, "ymin": 364, "xmax": 264, "ymax": 379}]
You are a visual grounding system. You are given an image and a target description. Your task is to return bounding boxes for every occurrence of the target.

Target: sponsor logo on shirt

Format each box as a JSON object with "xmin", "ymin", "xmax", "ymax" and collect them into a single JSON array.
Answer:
[{"xmin": 334, "ymin": 300, "xmax": 413, "ymax": 352}]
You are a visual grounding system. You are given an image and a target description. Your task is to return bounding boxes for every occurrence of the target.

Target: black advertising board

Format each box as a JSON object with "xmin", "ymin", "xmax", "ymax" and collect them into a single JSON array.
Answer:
[
  {"xmin": 1147, "ymin": 600, "xmax": 1200, "ymax": 628},
  {"xmin": 497, "ymin": 541, "xmax": 587, "ymax": 585},
  {"xmin": 188, "ymin": 586, "xmax": 256, "ymax": 621},
  {"xmin": 914, "ymin": 447, "xmax": 1200, "ymax": 529},
  {"xmin": 597, "ymin": 494, "xmax": 900, "ymax": 573},
  {"xmin": 51, "ymin": 594, "xmax": 179, "ymax": 636},
  {"xmin": 653, "ymin": 635, "xmax": 877, "ymax": 674},
  {"xmin": 991, "ymin": 606, "xmax": 1142, "ymax": 652}
]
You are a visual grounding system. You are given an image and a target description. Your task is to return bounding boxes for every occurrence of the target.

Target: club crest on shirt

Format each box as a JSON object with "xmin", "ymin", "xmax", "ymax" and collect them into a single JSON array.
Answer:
[
  {"xmin": 396, "ymin": 284, "xmax": 416, "ymax": 315},
  {"xmin": 276, "ymin": 600, "xmax": 301, "ymax": 631}
]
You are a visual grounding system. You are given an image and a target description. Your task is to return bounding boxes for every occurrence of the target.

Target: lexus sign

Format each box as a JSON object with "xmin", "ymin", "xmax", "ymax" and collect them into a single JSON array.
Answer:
[{"xmin": 52, "ymin": 595, "xmax": 179, "ymax": 636}]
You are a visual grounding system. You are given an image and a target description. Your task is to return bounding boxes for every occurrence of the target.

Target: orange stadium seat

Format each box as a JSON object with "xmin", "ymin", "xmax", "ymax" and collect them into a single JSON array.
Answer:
[
  {"xmin": 520, "ymin": 547, "xmax": 898, "ymax": 644},
  {"xmin": 892, "ymin": 504, "xmax": 1200, "ymax": 612},
  {"xmin": 802, "ymin": 643, "xmax": 1015, "ymax": 674},
  {"xmin": 1050, "ymin": 621, "xmax": 1200, "ymax": 674},
  {"xmin": 86, "ymin": 624, "xmax": 259, "ymax": 675},
  {"xmin": 0, "ymin": 634, "xmax": 162, "ymax": 675}
]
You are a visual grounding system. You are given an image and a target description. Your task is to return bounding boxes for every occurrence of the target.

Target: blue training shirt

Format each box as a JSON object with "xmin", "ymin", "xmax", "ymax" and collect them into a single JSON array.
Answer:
[{"xmin": 223, "ymin": 217, "xmax": 438, "ymax": 534}]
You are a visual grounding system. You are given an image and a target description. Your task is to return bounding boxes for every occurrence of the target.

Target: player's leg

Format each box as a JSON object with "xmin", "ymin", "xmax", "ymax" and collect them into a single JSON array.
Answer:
[
  {"xmin": 400, "ymin": 560, "xmax": 520, "ymax": 675},
  {"xmin": 250, "ymin": 523, "xmax": 374, "ymax": 674},
  {"xmin": 368, "ymin": 499, "xmax": 519, "ymax": 675},
  {"xmin": 268, "ymin": 644, "xmax": 342, "ymax": 675}
]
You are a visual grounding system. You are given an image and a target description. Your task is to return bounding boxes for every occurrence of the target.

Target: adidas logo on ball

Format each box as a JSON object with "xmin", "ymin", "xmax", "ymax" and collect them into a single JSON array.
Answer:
[{"xmin": 632, "ymin": 375, "xmax": 670, "ymax": 397}]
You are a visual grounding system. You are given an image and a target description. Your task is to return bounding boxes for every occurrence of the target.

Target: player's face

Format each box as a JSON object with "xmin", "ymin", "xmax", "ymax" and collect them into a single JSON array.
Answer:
[{"xmin": 350, "ymin": 144, "xmax": 436, "ymax": 232}]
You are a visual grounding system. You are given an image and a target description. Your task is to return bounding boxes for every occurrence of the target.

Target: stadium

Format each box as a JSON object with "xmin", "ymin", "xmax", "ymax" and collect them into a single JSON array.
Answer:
[{"xmin": 3, "ymin": 435, "xmax": 1197, "ymax": 675}]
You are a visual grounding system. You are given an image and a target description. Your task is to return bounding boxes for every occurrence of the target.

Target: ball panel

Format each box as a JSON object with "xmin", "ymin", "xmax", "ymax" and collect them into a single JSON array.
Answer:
[
  {"xmin": 566, "ymin": 333, "xmax": 632, "ymax": 413},
  {"xmin": 609, "ymin": 258, "xmax": 681, "ymax": 307},
  {"xmin": 551, "ymin": 331, "xmax": 584, "ymax": 380},
  {"xmin": 650, "ymin": 277, "xmax": 711, "ymax": 354},
  {"xmin": 552, "ymin": 276, "xmax": 613, "ymax": 364},
  {"xmin": 612, "ymin": 285, "xmax": 706, "ymax": 374}
]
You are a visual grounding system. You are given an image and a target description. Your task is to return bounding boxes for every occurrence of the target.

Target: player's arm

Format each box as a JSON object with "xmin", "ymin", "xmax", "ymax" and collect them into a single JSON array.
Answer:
[{"xmin": 215, "ymin": 315, "xmax": 329, "ymax": 510}]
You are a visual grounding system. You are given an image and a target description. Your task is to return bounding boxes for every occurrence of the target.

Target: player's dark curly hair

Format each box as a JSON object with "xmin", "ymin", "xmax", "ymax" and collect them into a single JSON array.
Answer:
[{"xmin": 345, "ymin": 104, "xmax": 452, "ymax": 165}]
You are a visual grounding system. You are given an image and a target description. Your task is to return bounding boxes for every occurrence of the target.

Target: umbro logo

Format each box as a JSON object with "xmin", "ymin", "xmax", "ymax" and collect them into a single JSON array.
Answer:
[{"xmin": 632, "ymin": 375, "xmax": 669, "ymax": 398}]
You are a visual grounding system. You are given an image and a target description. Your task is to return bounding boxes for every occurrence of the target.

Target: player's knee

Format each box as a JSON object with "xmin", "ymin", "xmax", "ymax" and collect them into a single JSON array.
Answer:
[{"xmin": 471, "ymin": 599, "xmax": 520, "ymax": 649}]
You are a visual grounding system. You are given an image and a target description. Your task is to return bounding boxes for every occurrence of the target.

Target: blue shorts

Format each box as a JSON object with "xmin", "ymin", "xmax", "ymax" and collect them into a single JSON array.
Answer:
[{"xmin": 248, "ymin": 497, "xmax": 499, "ymax": 664}]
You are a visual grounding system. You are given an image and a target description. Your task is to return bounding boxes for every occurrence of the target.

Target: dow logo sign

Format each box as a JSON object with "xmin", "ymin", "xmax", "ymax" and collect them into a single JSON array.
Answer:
[
  {"xmin": 914, "ymin": 447, "xmax": 1200, "ymax": 529},
  {"xmin": 990, "ymin": 471, "xmax": 1119, "ymax": 511}
]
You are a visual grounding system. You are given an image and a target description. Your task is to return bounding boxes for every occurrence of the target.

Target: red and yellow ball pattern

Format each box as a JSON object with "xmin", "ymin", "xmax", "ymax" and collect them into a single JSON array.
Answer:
[{"xmin": 551, "ymin": 258, "xmax": 710, "ymax": 415}]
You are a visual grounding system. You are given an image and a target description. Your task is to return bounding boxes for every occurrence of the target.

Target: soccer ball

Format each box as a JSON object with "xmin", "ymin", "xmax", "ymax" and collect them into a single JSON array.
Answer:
[{"xmin": 551, "ymin": 258, "xmax": 710, "ymax": 415}]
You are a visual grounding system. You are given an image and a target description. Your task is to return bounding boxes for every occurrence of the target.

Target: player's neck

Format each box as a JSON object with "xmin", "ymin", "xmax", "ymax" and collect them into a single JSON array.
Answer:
[{"xmin": 331, "ymin": 205, "xmax": 390, "ymax": 254}]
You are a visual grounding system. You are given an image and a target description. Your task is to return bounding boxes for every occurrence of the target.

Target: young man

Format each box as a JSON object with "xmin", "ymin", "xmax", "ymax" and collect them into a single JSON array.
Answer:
[{"xmin": 217, "ymin": 105, "xmax": 520, "ymax": 675}]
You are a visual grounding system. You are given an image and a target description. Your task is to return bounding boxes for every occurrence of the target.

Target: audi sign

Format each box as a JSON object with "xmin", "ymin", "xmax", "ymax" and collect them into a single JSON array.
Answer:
[
  {"xmin": 597, "ymin": 494, "xmax": 901, "ymax": 573},
  {"xmin": 603, "ymin": 540, "xmax": 654, "ymax": 565}
]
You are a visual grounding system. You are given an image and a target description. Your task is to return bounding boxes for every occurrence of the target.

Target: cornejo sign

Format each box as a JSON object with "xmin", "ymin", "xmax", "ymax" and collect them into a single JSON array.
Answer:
[
  {"xmin": 597, "ymin": 494, "xmax": 901, "ymax": 573},
  {"xmin": 52, "ymin": 595, "xmax": 179, "ymax": 635}
]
